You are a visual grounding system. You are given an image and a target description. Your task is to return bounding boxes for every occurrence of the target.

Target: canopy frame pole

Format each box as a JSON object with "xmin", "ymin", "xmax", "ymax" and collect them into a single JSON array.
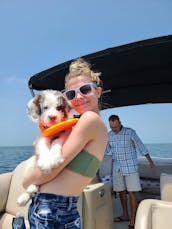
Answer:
[{"xmin": 28, "ymin": 84, "xmax": 35, "ymax": 97}]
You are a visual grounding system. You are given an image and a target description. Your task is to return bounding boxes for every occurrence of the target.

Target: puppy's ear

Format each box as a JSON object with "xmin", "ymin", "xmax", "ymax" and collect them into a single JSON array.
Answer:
[{"xmin": 27, "ymin": 95, "xmax": 41, "ymax": 122}]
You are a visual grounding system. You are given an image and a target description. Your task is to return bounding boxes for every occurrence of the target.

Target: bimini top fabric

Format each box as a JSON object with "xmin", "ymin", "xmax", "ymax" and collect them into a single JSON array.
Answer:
[{"xmin": 28, "ymin": 35, "xmax": 172, "ymax": 110}]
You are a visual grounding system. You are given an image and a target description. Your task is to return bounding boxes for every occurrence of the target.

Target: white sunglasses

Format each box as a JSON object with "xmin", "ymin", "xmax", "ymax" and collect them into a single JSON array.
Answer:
[{"xmin": 64, "ymin": 82, "xmax": 98, "ymax": 101}]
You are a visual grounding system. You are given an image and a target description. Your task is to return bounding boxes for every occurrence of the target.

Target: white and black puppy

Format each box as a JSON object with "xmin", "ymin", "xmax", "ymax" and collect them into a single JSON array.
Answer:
[{"xmin": 17, "ymin": 89, "xmax": 73, "ymax": 206}]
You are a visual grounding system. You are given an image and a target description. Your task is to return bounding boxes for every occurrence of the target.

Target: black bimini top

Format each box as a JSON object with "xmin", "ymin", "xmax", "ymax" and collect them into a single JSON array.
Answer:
[{"xmin": 28, "ymin": 35, "xmax": 172, "ymax": 109}]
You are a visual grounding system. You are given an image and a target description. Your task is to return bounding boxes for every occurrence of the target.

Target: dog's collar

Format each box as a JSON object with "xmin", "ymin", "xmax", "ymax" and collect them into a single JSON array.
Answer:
[{"xmin": 39, "ymin": 118, "xmax": 79, "ymax": 137}]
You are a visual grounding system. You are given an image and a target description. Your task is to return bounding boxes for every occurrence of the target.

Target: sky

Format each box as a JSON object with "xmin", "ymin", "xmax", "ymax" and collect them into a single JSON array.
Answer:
[{"xmin": 0, "ymin": 0, "xmax": 172, "ymax": 146}]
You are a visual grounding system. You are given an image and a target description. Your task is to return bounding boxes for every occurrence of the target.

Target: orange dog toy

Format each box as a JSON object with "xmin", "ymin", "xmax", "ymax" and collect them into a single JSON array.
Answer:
[{"xmin": 39, "ymin": 118, "xmax": 79, "ymax": 137}]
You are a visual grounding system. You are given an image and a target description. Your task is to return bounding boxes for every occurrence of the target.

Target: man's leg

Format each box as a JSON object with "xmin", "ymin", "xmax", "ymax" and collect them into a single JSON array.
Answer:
[
  {"xmin": 128, "ymin": 191, "xmax": 138, "ymax": 227},
  {"xmin": 113, "ymin": 171, "xmax": 130, "ymax": 221},
  {"xmin": 119, "ymin": 190, "xmax": 129, "ymax": 220},
  {"xmin": 125, "ymin": 173, "xmax": 141, "ymax": 227}
]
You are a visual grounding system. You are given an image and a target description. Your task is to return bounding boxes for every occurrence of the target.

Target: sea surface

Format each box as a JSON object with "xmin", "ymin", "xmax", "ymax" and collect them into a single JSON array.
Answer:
[{"xmin": 0, "ymin": 144, "xmax": 172, "ymax": 174}]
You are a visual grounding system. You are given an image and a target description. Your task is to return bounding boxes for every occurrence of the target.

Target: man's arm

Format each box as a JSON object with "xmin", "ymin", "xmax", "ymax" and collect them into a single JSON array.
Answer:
[
  {"xmin": 131, "ymin": 129, "xmax": 156, "ymax": 174},
  {"xmin": 145, "ymin": 153, "xmax": 156, "ymax": 174}
]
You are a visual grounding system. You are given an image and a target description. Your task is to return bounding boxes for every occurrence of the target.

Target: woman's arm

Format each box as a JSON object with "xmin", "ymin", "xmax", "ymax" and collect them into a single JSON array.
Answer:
[{"xmin": 23, "ymin": 111, "xmax": 107, "ymax": 188}]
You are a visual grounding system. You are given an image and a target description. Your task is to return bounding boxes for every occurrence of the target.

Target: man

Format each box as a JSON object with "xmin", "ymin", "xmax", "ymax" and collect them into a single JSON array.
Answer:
[{"xmin": 105, "ymin": 115, "xmax": 156, "ymax": 229}]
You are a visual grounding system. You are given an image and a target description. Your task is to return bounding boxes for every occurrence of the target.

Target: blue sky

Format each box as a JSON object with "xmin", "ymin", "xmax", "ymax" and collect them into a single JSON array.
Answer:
[{"xmin": 0, "ymin": 0, "xmax": 172, "ymax": 146}]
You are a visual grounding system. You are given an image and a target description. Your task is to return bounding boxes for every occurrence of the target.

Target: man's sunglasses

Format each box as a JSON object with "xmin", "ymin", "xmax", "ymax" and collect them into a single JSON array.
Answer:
[{"xmin": 64, "ymin": 82, "xmax": 98, "ymax": 101}]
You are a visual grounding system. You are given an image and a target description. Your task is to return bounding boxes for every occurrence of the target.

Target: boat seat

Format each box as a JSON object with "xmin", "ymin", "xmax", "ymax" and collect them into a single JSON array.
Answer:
[
  {"xmin": 0, "ymin": 160, "xmax": 30, "ymax": 229},
  {"xmin": 135, "ymin": 199, "xmax": 172, "ymax": 229},
  {"xmin": 0, "ymin": 158, "xmax": 113, "ymax": 229},
  {"xmin": 98, "ymin": 154, "xmax": 113, "ymax": 187},
  {"xmin": 160, "ymin": 173, "xmax": 172, "ymax": 201},
  {"xmin": 135, "ymin": 172, "xmax": 172, "ymax": 229}
]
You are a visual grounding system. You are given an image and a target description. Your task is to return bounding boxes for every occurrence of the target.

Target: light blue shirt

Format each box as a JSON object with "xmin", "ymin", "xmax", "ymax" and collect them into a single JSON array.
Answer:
[{"xmin": 105, "ymin": 126, "xmax": 148, "ymax": 175}]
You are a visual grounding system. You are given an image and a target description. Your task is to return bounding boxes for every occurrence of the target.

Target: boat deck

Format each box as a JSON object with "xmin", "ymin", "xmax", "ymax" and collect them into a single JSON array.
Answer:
[{"xmin": 112, "ymin": 194, "xmax": 131, "ymax": 229}]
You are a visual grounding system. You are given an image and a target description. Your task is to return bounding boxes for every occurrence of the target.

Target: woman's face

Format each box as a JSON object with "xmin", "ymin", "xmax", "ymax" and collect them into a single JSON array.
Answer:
[{"xmin": 65, "ymin": 75, "xmax": 102, "ymax": 114}]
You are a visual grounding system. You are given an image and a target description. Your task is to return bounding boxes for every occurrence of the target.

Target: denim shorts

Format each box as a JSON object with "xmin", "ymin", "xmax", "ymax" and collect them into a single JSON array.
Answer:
[{"xmin": 28, "ymin": 192, "xmax": 81, "ymax": 229}]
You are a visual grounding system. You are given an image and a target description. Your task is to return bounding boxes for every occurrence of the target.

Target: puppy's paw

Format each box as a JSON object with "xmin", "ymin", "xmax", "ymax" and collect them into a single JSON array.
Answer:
[
  {"xmin": 27, "ymin": 184, "xmax": 39, "ymax": 194},
  {"xmin": 37, "ymin": 157, "xmax": 52, "ymax": 173},
  {"xmin": 17, "ymin": 193, "xmax": 31, "ymax": 206},
  {"xmin": 49, "ymin": 144, "xmax": 64, "ymax": 167},
  {"xmin": 49, "ymin": 151, "xmax": 64, "ymax": 168}
]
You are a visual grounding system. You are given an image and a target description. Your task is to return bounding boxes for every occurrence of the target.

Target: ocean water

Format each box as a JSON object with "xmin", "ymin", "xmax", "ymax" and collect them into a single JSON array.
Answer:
[
  {"xmin": 0, "ymin": 144, "xmax": 172, "ymax": 174},
  {"xmin": 145, "ymin": 143, "xmax": 172, "ymax": 158},
  {"xmin": 0, "ymin": 146, "xmax": 33, "ymax": 174}
]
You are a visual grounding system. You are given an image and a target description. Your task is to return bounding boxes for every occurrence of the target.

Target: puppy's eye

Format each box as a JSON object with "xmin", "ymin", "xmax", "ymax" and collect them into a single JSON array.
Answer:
[
  {"xmin": 56, "ymin": 105, "xmax": 64, "ymax": 111},
  {"xmin": 43, "ymin": 106, "xmax": 48, "ymax": 110}
]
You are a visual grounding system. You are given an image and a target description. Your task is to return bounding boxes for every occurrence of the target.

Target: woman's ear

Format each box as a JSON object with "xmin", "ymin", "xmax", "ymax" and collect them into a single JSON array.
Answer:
[{"xmin": 96, "ymin": 87, "xmax": 102, "ymax": 98}]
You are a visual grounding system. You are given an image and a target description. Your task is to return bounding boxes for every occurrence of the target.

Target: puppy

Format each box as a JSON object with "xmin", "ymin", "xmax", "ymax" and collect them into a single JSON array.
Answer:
[{"xmin": 17, "ymin": 90, "xmax": 73, "ymax": 206}]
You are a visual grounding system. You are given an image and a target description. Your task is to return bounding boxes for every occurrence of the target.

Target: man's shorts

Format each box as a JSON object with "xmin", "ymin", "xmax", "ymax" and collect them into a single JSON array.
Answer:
[{"xmin": 112, "ymin": 170, "xmax": 142, "ymax": 192}]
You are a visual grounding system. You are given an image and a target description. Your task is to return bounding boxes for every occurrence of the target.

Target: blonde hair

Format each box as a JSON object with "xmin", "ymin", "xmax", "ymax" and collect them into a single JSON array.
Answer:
[{"xmin": 65, "ymin": 58, "xmax": 102, "ymax": 88}]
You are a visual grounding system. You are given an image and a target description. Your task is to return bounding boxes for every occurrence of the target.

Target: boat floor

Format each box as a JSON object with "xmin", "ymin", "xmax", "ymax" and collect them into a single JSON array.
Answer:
[{"xmin": 112, "ymin": 193, "xmax": 132, "ymax": 229}]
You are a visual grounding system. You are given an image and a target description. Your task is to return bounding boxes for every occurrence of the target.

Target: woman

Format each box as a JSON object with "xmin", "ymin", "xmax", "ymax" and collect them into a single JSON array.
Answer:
[{"xmin": 23, "ymin": 58, "xmax": 107, "ymax": 229}]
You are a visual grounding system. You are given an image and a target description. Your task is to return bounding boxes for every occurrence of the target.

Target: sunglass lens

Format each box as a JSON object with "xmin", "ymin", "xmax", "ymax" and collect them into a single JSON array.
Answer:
[
  {"xmin": 80, "ymin": 84, "xmax": 92, "ymax": 95},
  {"xmin": 66, "ymin": 90, "xmax": 75, "ymax": 100}
]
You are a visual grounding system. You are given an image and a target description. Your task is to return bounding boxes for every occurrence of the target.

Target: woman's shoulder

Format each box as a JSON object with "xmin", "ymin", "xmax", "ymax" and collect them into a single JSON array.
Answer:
[
  {"xmin": 80, "ymin": 111, "xmax": 100, "ymax": 119},
  {"xmin": 79, "ymin": 111, "xmax": 107, "ymax": 129}
]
